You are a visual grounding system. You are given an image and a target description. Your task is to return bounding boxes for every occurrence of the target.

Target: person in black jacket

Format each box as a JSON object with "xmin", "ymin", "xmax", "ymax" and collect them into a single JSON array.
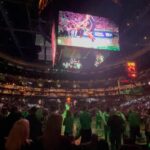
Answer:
[{"xmin": 27, "ymin": 107, "xmax": 42, "ymax": 140}]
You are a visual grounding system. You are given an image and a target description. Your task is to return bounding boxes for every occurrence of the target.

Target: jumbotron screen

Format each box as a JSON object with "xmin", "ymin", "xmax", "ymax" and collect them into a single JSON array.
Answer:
[{"xmin": 57, "ymin": 11, "xmax": 120, "ymax": 51}]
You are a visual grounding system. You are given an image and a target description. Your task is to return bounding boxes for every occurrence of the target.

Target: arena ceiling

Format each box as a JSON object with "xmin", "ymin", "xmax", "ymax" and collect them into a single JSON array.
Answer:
[{"xmin": 0, "ymin": 0, "xmax": 150, "ymax": 79}]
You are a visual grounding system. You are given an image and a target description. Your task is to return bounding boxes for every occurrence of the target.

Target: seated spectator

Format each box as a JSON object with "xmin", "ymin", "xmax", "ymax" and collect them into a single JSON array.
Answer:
[{"xmin": 5, "ymin": 119, "xmax": 31, "ymax": 150}]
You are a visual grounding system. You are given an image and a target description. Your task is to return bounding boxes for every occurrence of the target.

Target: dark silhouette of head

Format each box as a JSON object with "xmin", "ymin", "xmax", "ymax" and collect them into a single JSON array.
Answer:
[
  {"xmin": 43, "ymin": 113, "xmax": 62, "ymax": 150},
  {"xmin": 29, "ymin": 107, "xmax": 37, "ymax": 115},
  {"xmin": 10, "ymin": 106, "xmax": 18, "ymax": 113}
]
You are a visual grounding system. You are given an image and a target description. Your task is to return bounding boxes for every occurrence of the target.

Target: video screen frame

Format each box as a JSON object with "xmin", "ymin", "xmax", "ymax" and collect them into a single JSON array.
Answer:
[{"xmin": 57, "ymin": 11, "xmax": 120, "ymax": 51}]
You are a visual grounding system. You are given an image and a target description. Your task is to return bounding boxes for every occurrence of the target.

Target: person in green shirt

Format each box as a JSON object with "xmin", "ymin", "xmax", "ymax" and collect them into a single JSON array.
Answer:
[
  {"xmin": 96, "ymin": 110, "xmax": 107, "ymax": 138},
  {"xmin": 128, "ymin": 109, "xmax": 141, "ymax": 143},
  {"xmin": 103, "ymin": 109, "xmax": 110, "ymax": 141},
  {"xmin": 79, "ymin": 107, "xmax": 92, "ymax": 143},
  {"xmin": 63, "ymin": 110, "xmax": 74, "ymax": 137},
  {"xmin": 96, "ymin": 110, "xmax": 102, "ymax": 129}
]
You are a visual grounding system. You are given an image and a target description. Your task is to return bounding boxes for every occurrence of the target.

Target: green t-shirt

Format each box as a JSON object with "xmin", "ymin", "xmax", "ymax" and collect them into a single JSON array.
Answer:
[
  {"xmin": 79, "ymin": 111, "xmax": 91, "ymax": 130},
  {"xmin": 63, "ymin": 116, "xmax": 74, "ymax": 134},
  {"xmin": 128, "ymin": 111, "xmax": 140, "ymax": 127}
]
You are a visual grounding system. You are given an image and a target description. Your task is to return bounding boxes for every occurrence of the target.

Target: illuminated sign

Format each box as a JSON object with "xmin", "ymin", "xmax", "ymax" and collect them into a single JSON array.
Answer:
[{"xmin": 126, "ymin": 62, "xmax": 137, "ymax": 79}]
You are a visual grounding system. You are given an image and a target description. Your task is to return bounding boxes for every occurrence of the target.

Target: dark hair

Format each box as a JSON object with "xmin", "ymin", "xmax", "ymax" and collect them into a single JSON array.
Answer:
[
  {"xmin": 43, "ymin": 113, "xmax": 62, "ymax": 150},
  {"xmin": 30, "ymin": 107, "xmax": 37, "ymax": 114},
  {"xmin": 10, "ymin": 106, "xmax": 18, "ymax": 113}
]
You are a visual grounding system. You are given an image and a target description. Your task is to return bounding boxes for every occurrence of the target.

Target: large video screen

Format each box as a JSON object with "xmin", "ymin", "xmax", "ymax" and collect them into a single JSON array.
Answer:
[{"xmin": 58, "ymin": 11, "xmax": 120, "ymax": 51}]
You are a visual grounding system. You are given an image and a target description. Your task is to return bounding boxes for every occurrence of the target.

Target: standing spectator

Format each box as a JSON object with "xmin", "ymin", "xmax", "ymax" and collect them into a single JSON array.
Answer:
[
  {"xmin": 79, "ymin": 106, "xmax": 92, "ymax": 143},
  {"xmin": 63, "ymin": 110, "xmax": 74, "ymax": 138},
  {"xmin": 128, "ymin": 109, "xmax": 141, "ymax": 143},
  {"xmin": 96, "ymin": 109, "xmax": 107, "ymax": 138},
  {"xmin": 103, "ymin": 108, "xmax": 110, "ymax": 141},
  {"xmin": 42, "ymin": 109, "xmax": 49, "ymax": 133},
  {"xmin": 27, "ymin": 107, "xmax": 42, "ymax": 140},
  {"xmin": 145, "ymin": 109, "xmax": 150, "ymax": 148},
  {"xmin": 96, "ymin": 110, "xmax": 102, "ymax": 129},
  {"xmin": 108, "ymin": 110, "xmax": 125, "ymax": 150}
]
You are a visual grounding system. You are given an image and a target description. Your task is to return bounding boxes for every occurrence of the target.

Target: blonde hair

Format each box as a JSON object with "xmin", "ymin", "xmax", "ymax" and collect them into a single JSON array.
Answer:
[{"xmin": 5, "ymin": 119, "xmax": 30, "ymax": 150}]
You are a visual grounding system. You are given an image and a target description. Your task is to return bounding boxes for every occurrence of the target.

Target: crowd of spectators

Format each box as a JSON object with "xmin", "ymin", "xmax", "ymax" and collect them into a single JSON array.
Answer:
[{"xmin": 0, "ymin": 95, "xmax": 150, "ymax": 150}]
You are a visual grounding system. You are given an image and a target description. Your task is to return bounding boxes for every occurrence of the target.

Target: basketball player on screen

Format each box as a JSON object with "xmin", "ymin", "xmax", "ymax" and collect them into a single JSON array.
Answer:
[{"xmin": 76, "ymin": 14, "xmax": 95, "ymax": 42}]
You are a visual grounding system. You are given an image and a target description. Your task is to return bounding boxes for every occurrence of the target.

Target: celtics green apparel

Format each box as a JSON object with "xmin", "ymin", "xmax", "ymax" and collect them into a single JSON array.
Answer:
[
  {"xmin": 80, "ymin": 111, "xmax": 91, "ymax": 130},
  {"xmin": 128, "ymin": 111, "xmax": 140, "ymax": 127},
  {"xmin": 63, "ymin": 116, "xmax": 74, "ymax": 134}
]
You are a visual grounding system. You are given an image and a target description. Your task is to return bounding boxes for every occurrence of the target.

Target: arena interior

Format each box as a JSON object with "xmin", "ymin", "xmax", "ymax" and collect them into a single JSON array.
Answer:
[{"xmin": 0, "ymin": 0, "xmax": 150, "ymax": 150}]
